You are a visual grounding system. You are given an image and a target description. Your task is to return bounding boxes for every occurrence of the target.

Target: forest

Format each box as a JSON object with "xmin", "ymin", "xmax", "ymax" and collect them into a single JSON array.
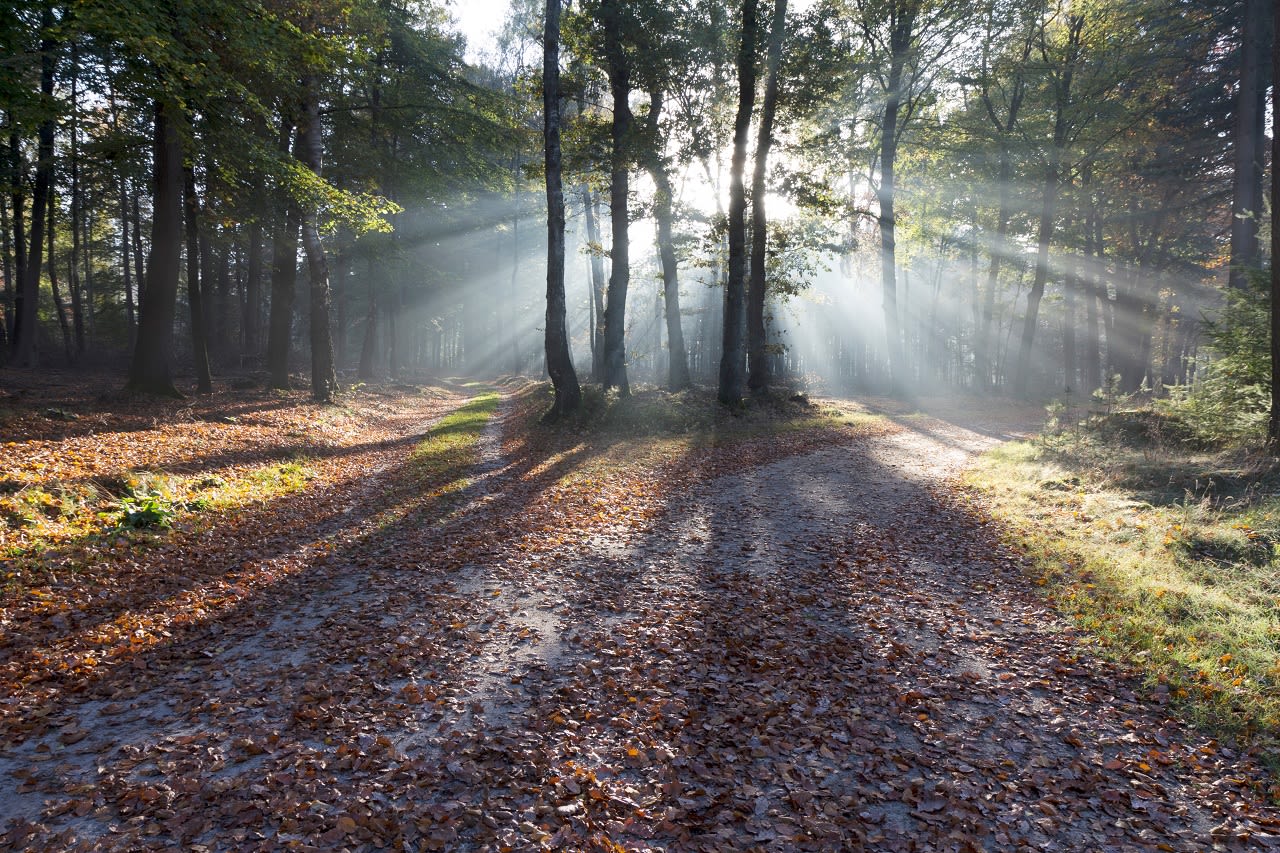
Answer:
[
  {"xmin": 0, "ymin": 0, "xmax": 1274, "ymax": 414},
  {"xmin": 2, "ymin": 0, "xmax": 1280, "ymax": 849}
]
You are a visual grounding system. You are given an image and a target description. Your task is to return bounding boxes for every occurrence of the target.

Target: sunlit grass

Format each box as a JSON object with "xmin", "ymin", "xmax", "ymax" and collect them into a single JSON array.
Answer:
[
  {"xmin": 0, "ymin": 461, "xmax": 318, "ymax": 591},
  {"xmin": 410, "ymin": 390, "xmax": 500, "ymax": 492},
  {"xmin": 963, "ymin": 414, "xmax": 1280, "ymax": 755}
]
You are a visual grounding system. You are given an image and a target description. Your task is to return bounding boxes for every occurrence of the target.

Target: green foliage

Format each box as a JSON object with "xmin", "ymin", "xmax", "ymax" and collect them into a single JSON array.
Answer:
[
  {"xmin": 1166, "ymin": 273, "xmax": 1271, "ymax": 448},
  {"xmin": 115, "ymin": 491, "xmax": 177, "ymax": 530}
]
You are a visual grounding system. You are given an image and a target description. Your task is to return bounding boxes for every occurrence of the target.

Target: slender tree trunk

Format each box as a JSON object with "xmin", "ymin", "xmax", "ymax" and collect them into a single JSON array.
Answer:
[
  {"xmin": 184, "ymin": 164, "xmax": 213, "ymax": 393},
  {"xmin": 978, "ymin": 149, "xmax": 1013, "ymax": 391},
  {"xmin": 358, "ymin": 257, "xmax": 377, "ymax": 380},
  {"xmin": 1013, "ymin": 164, "xmax": 1060, "ymax": 399},
  {"xmin": 543, "ymin": 0, "xmax": 581, "ymax": 417},
  {"xmin": 651, "ymin": 165, "xmax": 691, "ymax": 392},
  {"xmin": 266, "ymin": 119, "xmax": 298, "ymax": 389},
  {"xmin": 297, "ymin": 77, "xmax": 338, "ymax": 402},
  {"xmin": 0, "ymin": 165, "xmax": 11, "ymax": 352},
  {"xmin": 719, "ymin": 0, "xmax": 759, "ymax": 405},
  {"xmin": 8, "ymin": 131, "xmax": 26, "ymax": 325},
  {"xmin": 48, "ymin": 190, "xmax": 72, "ymax": 362},
  {"xmin": 1230, "ymin": 0, "xmax": 1271, "ymax": 290},
  {"xmin": 68, "ymin": 43, "xmax": 85, "ymax": 357},
  {"xmin": 131, "ymin": 192, "xmax": 145, "ymax": 304},
  {"xmin": 1013, "ymin": 15, "xmax": 1081, "ymax": 398},
  {"xmin": 333, "ymin": 249, "xmax": 348, "ymax": 370},
  {"xmin": 119, "ymin": 177, "xmax": 135, "ymax": 340},
  {"xmin": 10, "ymin": 5, "xmax": 55, "ymax": 367},
  {"xmin": 747, "ymin": 0, "xmax": 787, "ymax": 393},
  {"xmin": 601, "ymin": 0, "xmax": 632, "ymax": 395},
  {"xmin": 1270, "ymin": 0, "xmax": 1280, "ymax": 448},
  {"xmin": 582, "ymin": 187, "xmax": 607, "ymax": 380},
  {"xmin": 244, "ymin": 220, "xmax": 263, "ymax": 356},
  {"xmin": 877, "ymin": 27, "xmax": 911, "ymax": 394},
  {"xmin": 126, "ymin": 101, "xmax": 183, "ymax": 397}
]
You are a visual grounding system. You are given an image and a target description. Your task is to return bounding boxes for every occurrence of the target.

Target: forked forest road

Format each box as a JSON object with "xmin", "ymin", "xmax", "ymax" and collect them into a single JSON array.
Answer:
[{"xmin": 3, "ymin": 392, "xmax": 1279, "ymax": 851}]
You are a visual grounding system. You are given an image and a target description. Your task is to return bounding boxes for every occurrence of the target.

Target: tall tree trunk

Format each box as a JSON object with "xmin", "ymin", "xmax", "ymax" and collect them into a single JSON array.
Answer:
[
  {"xmin": 8, "ymin": 131, "xmax": 26, "ymax": 330},
  {"xmin": 877, "ymin": 19, "xmax": 912, "ymax": 394},
  {"xmin": 126, "ymin": 101, "xmax": 183, "ymax": 397},
  {"xmin": 131, "ymin": 192, "xmax": 146, "ymax": 304},
  {"xmin": 297, "ymin": 77, "xmax": 338, "ymax": 402},
  {"xmin": 582, "ymin": 187, "xmax": 607, "ymax": 380},
  {"xmin": 978, "ymin": 148, "xmax": 1013, "ymax": 391},
  {"xmin": 1270, "ymin": 0, "xmax": 1279, "ymax": 448},
  {"xmin": 601, "ymin": 0, "xmax": 632, "ymax": 395},
  {"xmin": 0, "ymin": 162, "xmax": 11, "ymax": 352},
  {"xmin": 1013, "ymin": 163, "xmax": 1060, "ymax": 398},
  {"xmin": 120, "ymin": 176, "xmax": 135, "ymax": 340},
  {"xmin": 651, "ymin": 165, "xmax": 691, "ymax": 392},
  {"xmin": 358, "ymin": 258, "xmax": 377, "ymax": 380},
  {"xmin": 68, "ymin": 42, "xmax": 85, "ymax": 357},
  {"xmin": 1229, "ymin": 0, "xmax": 1271, "ymax": 290},
  {"xmin": 184, "ymin": 164, "xmax": 213, "ymax": 394},
  {"xmin": 641, "ymin": 84, "xmax": 691, "ymax": 393},
  {"xmin": 333, "ymin": 249, "xmax": 348, "ymax": 370},
  {"xmin": 266, "ymin": 119, "xmax": 298, "ymax": 390},
  {"xmin": 747, "ymin": 0, "xmax": 787, "ymax": 393},
  {"xmin": 719, "ymin": 0, "xmax": 759, "ymax": 405},
  {"xmin": 48, "ymin": 190, "xmax": 72, "ymax": 362},
  {"xmin": 244, "ymin": 220, "xmax": 263, "ymax": 356},
  {"xmin": 1013, "ymin": 14, "xmax": 1081, "ymax": 399},
  {"xmin": 10, "ymin": 4, "xmax": 55, "ymax": 367},
  {"xmin": 543, "ymin": 0, "xmax": 581, "ymax": 417}
]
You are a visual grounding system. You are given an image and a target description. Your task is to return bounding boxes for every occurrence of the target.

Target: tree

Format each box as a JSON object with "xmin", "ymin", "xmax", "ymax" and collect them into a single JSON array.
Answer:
[
  {"xmin": 1269, "ymin": 0, "xmax": 1279, "ymax": 450},
  {"xmin": 597, "ymin": 0, "xmax": 634, "ymax": 395},
  {"xmin": 1228, "ymin": 0, "xmax": 1272, "ymax": 291},
  {"xmin": 9, "ymin": 2, "xmax": 55, "ymax": 367},
  {"xmin": 126, "ymin": 101, "xmax": 183, "ymax": 397},
  {"xmin": 746, "ymin": 0, "xmax": 787, "ymax": 393},
  {"xmin": 544, "ymin": 0, "xmax": 581, "ymax": 416},
  {"xmin": 718, "ymin": 0, "xmax": 759, "ymax": 405}
]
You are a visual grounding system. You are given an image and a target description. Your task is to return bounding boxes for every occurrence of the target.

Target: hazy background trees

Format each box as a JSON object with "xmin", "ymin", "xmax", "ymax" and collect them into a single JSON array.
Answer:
[{"xmin": 0, "ymin": 0, "xmax": 1273, "ymax": 429}]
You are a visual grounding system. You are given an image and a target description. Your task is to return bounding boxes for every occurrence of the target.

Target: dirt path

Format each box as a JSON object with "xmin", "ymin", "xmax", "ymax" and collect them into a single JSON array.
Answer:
[{"xmin": 3, "ymin": 398, "xmax": 1279, "ymax": 851}]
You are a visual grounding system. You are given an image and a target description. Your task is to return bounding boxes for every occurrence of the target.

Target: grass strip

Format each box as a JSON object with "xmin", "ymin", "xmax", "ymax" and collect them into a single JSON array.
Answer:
[{"xmin": 963, "ymin": 424, "xmax": 1280, "ymax": 763}]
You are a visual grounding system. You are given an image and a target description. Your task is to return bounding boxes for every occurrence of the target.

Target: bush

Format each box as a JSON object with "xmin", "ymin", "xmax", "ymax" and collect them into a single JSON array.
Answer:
[
  {"xmin": 1166, "ymin": 271, "xmax": 1271, "ymax": 449},
  {"xmin": 115, "ymin": 492, "xmax": 177, "ymax": 529}
]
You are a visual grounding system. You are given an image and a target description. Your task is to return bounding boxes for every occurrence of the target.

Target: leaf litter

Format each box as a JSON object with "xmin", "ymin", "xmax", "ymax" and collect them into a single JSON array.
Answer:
[{"xmin": 1, "ymin": 381, "xmax": 1278, "ymax": 851}]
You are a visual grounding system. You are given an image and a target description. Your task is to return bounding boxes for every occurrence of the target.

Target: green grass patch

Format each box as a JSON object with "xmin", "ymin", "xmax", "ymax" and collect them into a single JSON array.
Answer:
[
  {"xmin": 410, "ymin": 390, "xmax": 500, "ymax": 491},
  {"xmin": 964, "ymin": 408, "xmax": 1280, "ymax": 760},
  {"xmin": 1, "ymin": 459, "xmax": 319, "ymax": 591}
]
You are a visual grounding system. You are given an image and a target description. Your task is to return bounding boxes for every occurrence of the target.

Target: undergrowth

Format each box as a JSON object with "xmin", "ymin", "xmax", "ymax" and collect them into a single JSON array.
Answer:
[{"xmin": 964, "ymin": 401, "xmax": 1280, "ymax": 765}]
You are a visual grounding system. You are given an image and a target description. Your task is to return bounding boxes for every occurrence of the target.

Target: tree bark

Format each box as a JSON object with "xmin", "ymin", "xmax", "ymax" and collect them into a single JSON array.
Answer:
[
  {"xmin": 876, "ymin": 6, "xmax": 916, "ymax": 395},
  {"xmin": 10, "ymin": 4, "xmax": 55, "ymax": 367},
  {"xmin": 126, "ymin": 100, "xmax": 184, "ymax": 397},
  {"xmin": 244, "ymin": 220, "xmax": 263, "ymax": 356},
  {"xmin": 1229, "ymin": 0, "xmax": 1271, "ymax": 290},
  {"xmin": 1013, "ymin": 14, "xmax": 1082, "ymax": 399},
  {"xmin": 184, "ymin": 164, "xmax": 213, "ymax": 394},
  {"xmin": 543, "ymin": 0, "xmax": 581, "ymax": 417},
  {"xmin": 1270, "ymin": 0, "xmax": 1280, "ymax": 448},
  {"xmin": 68, "ymin": 41, "xmax": 85, "ymax": 357},
  {"xmin": 601, "ymin": 0, "xmax": 632, "ymax": 395},
  {"xmin": 719, "ymin": 0, "xmax": 759, "ymax": 405},
  {"xmin": 48, "ymin": 189, "xmax": 72, "ymax": 363},
  {"xmin": 296, "ymin": 77, "xmax": 338, "ymax": 402},
  {"xmin": 582, "ymin": 187, "xmax": 607, "ymax": 380},
  {"xmin": 358, "ymin": 257, "xmax": 378, "ymax": 379},
  {"xmin": 747, "ymin": 0, "xmax": 787, "ymax": 393},
  {"xmin": 266, "ymin": 118, "xmax": 298, "ymax": 390}
]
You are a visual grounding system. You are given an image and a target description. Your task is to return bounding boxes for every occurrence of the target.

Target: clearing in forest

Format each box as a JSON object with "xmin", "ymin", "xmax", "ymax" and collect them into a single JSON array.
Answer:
[{"xmin": 1, "ymin": 377, "xmax": 1278, "ymax": 851}]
